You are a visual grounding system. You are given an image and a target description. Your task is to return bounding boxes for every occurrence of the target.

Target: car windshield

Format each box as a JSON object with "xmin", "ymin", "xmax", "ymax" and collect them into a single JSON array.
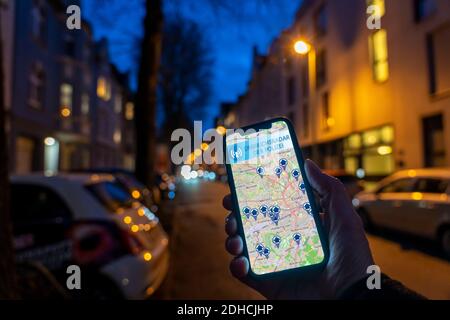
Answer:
[{"xmin": 86, "ymin": 181, "xmax": 134, "ymax": 212}]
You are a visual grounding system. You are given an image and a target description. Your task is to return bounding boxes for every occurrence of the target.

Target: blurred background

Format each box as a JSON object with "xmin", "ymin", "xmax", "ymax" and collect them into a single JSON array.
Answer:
[{"xmin": 0, "ymin": 0, "xmax": 449, "ymax": 300}]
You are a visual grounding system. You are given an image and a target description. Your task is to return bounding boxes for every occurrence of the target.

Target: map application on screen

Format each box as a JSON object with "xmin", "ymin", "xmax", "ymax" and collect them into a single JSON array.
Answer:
[{"xmin": 226, "ymin": 120, "xmax": 325, "ymax": 275}]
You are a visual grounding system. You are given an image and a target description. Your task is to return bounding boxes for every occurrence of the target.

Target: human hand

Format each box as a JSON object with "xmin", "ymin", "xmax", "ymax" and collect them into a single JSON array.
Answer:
[{"xmin": 223, "ymin": 159, "xmax": 374, "ymax": 299}]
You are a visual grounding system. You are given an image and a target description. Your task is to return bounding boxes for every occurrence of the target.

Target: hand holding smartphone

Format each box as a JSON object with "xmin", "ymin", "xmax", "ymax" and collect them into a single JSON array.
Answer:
[{"xmin": 224, "ymin": 118, "xmax": 329, "ymax": 277}]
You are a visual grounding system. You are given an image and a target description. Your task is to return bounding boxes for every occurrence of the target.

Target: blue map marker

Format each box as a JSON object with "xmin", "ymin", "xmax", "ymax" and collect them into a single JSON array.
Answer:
[
  {"xmin": 275, "ymin": 166, "xmax": 282, "ymax": 178},
  {"xmin": 256, "ymin": 166, "xmax": 265, "ymax": 178},
  {"xmin": 242, "ymin": 207, "xmax": 251, "ymax": 219},
  {"xmin": 293, "ymin": 233, "xmax": 302, "ymax": 246},
  {"xmin": 299, "ymin": 182, "xmax": 306, "ymax": 194},
  {"xmin": 279, "ymin": 158, "xmax": 288, "ymax": 170},
  {"xmin": 259, "ymin": 205, "xmax": 268, "ymax": 217},
  {"xmin": 292, "ymin": 169, "xmax": 300, "ymax": 181},
  {"xmin": 272, "ymin": 235, "xmax": 281, "ymax": 248},
  {"xmin": 303, "ymin": 202, "xmax": 312, "ymax": 215},
  {"xmin": 269, "ymin": 206, "xmax": 280, "ymax": 225},
  {"xmin": 263, "ymin": 247, "xmax": 270, "ymax": 259},
  {"xmin": 251, "ymin": 208, "xmax": 259, "ymax": 220},
  {"xmin": 256, "ymin": 243, "xmax": 265, "ymax": 256}
]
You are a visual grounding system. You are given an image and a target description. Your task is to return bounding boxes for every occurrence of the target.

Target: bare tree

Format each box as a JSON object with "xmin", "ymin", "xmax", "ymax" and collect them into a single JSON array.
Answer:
[
  {"xmin": 159, "ymin": 16, "xmax": 213, "ymax": 141},
  {"xmin": 0, "ymin": 3, "xmax": 18, "ymax": 299}
]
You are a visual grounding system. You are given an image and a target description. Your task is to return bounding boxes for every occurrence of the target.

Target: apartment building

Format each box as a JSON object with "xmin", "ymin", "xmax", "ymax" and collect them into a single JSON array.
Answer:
[
  {"xmin": 229, "ymin": 0, "xmax": 450, "ymax": 180},
  {"xmin": 10, "ymin": 0, "xmax": 134, "ymax": 174}
]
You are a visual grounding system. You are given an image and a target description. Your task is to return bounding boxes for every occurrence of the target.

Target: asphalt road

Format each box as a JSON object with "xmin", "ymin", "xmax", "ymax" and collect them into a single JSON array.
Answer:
[{"xmin": 158, "ymin": 180, "xmax": 450, "ymax": 300}]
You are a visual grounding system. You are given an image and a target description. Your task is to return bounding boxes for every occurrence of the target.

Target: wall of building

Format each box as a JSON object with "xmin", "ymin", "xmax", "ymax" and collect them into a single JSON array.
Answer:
[{"xmin": 230, "ymin": 0, "xmax": 450, "ymax": 178}]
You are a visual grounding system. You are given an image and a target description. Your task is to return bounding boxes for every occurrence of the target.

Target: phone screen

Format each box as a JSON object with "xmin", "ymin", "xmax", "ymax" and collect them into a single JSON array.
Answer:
[{"xmin": 226, "ymin": 120, "xmax": 325, "ymax": 275}]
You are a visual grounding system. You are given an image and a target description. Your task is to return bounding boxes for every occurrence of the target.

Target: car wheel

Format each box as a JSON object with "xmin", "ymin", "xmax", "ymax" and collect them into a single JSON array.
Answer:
[
  {"xmin": 357, "ymin": 208, "xmax": 372, "ymax": 231},
  {"xmin": 441, "ymin": 228, "xmax": 450, "ymax": 257}
]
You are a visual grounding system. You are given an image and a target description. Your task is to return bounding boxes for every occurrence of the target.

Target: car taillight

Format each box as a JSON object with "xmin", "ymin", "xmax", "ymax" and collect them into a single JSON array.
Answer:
[{"xmin": 69, "ymin": 221, "xmax": 128, "ymax": 266}]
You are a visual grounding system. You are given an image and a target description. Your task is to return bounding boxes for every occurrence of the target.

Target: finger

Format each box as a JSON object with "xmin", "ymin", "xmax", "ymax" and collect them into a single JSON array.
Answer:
[
  {"xmin": 223, "ymin": 194, "xmax": 232, "ymax": 210},
  {"xmin": 304, "ymin": 159, "xmax": 334, "ymax": 198},
  {"xmin": 225, "ymin": 213, "xmax": 238, "ymax": 236},
  {"xmin": 229, "ymin": 256, "xmax": 249, "ymax": 279},
  {"xmin": 226, "ymin": 235, "xmax": 244, "ymax": 256}
]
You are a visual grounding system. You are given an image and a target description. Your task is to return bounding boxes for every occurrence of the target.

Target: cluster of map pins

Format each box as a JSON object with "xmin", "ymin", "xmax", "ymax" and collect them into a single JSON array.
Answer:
[
  {"xmin": 256, "ymin": 243, "xmax": 271, "ymax": 259},
  {"xmin": 242, "ymin": 205, "xmax": 280, "ymax": 224},
  {"xmin": 268, "ymin": 205, "xmax": 280, "ymax": 225}
]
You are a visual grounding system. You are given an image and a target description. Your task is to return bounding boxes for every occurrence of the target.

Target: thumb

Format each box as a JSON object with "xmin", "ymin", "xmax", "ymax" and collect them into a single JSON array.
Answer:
[{"xmin": 304, "ymin": 159, "xmax": 334, "ymax": 198}]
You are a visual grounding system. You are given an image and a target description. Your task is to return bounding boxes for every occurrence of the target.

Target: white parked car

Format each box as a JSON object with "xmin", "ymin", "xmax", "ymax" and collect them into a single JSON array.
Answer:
[
  {"xmin": 353, "ymin": 169, "xmax": 450, "ymax": 256},
  {"xmin": 11, "ymin": 173, "xmax": 169, "ymax": 299}
]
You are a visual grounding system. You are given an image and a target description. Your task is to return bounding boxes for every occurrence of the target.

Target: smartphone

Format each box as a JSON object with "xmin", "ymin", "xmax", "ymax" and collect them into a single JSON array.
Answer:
[{"xmin": 224, "ymin": 118, "xmax": 328, "ymax": 277}]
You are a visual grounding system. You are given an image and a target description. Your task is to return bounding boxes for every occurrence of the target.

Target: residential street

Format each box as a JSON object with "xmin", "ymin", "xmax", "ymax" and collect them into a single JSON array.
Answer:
[{"xmin": 159, "ymin": 180, "xmax": 450, "ymax": 300}]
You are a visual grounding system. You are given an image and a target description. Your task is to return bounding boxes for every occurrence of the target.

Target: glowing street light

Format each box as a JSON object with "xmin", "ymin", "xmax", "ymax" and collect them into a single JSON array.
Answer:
[
  {"xmin": 294, "ymin": 40, "xmax": 311, "ymax": 55},
  {"xmin": 60, "ymin": 106, "xmax": 71, "ymax": 117},
  {"xmin": 216, "ymin": 126, "xmax": 226, "ymax": 136}
]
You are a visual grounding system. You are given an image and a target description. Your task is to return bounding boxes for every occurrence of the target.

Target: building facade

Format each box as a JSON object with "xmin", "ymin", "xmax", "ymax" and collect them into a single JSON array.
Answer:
[
  {"xmin": 10, "ymin": 0, "xmax": 134, "ymax": 174},
  {"xmin": 1, "ymin": 0, "xmax": 15, "ymax": 112},
  {"xmin": 229, "ymin": 0, "xmax": 450, "ymax": 180}
]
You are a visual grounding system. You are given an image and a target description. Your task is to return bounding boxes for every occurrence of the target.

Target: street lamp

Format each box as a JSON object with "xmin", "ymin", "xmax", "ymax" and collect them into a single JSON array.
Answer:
[
  {"xmin": 294, "ymin": 40, "xmax": 311, "ymax": 55},
  {"xmin": 293, "ymin": 38, "xmax": 320, "ymax": 162}
]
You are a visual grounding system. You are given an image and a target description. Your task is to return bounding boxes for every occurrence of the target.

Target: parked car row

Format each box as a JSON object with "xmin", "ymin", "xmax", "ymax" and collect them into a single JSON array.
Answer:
[
  {"xmin": 352, "ymin": 169, "xmax": 450, "ymax": 256},
  {"xmin": 11, "ymin": 172, "xmax": 170, "ymax": 299}
]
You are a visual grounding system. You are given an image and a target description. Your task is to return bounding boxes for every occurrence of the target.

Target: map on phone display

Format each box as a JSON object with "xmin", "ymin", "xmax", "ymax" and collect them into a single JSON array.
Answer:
[{"xmin": 226, "ymin": 121, "xmax": 325, "ymax": 275}]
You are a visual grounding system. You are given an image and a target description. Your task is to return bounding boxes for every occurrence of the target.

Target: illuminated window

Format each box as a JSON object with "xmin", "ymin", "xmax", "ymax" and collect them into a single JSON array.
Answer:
[
  {"xmin": 97, "ymin": 77, "xmax": 111, "ymax": 101},
  {"xmin": 59, "ymin": 83, "xmax": 72, "ymax": 117},
  {"xmin": 113, "ymin": 128, "xmax": 122, "ymax": 144},
  {"xmin": 125, "ymin": 102, "xmax": 134, "ymax": 120},
  {"xmin": 367, "ymin": 0, "xmax": 385, "ymax": 18},
  {"xmin": 369, "ymin": 29, "xmax": 389, "ymax": 82}
]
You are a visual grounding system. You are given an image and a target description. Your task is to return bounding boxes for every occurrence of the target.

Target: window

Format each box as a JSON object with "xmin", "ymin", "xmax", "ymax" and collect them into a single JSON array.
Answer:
[
  {"xmin": 113, "ymin": 128, "xmax": 122, "ymax": 144},
  {"xmin": 114, "ymin": 94, "xmax": 122, "ymax": 113},
  {"xmin": 86, "ymin": 181, "xmax": 133, "ymax": 212},
  {"xmin": 316, "ymin": 48, "xmax": 327, "ymax": 88},
  {"xmin": 81, "ymin": 93, "xmax": 90, "ymax": 115},
  {"xmin": 287, "ymin": 77, "xmax": 296, "ymax": 106},
  {"xmin": 369, "ymin": 29, "xmax": 389, "ymax": 82},
  {"xmin": 28, "ymin": 62, "xmax": 45, "ymax": 109},
  {"xmin": 301, "ymin": 61, "xmax": 309, "ymax": 98},
  {"xmin": 314, "ymin": 4, "xmax": 327, "ymax": 36},
  {"xmin": 414, "ymin": 0, "xmax": 436, "ymax": 22},
  {"xmin": 379, "ymin": 178, "xmax": 415, "ymax": 193},
  {"xmin": 97, "ymin": 77, "xmax": 111, "ymax": 101},
  {"xmin": 416, "ymin": 178, "xmax": 448, "ymax": 194},
  {"xmin": 422, "ymin": 114, "xmax": 446, "ymax": 167},
  {"xmin": 11, "ymin": 184, "xmax": 72, "ymax": 225},
  {"xmin": 125, "ymin": 102, "xmax": 134, "ymax": 120},
  {"xmin": 60, "ymin": 84, "xmax": 73, "ymax": 117},
  {"xmin": 427, "ymin": 25, "xmax": 450, "ymax": 95},
  {"xmin": 31, "ymin": 0, "xmax": 46, "ymax": 41},
  {"xmin": 321, "ymin": 92, "xmax": 333, "ymax": 131},
  {"xmin": 15, "ymin": 137, "xmax": 36, "ymax": 174},
  {"xmin": 64, "ymin": 35, "xmax": 76, "ymax": 58},
  {"xmin": 302, "ymin": 103, "xmax": 309, "ymax": 138}
]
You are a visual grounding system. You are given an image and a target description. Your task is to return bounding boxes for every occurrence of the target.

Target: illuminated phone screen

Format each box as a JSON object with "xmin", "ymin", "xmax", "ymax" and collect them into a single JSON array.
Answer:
[{"xmin": 226, "ymin": 120, "xmax": 325, "ymax": 275}]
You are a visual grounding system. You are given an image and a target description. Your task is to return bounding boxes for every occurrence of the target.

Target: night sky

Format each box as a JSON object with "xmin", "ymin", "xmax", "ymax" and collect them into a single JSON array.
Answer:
[{"xmin": 83, "ymin": 0, "xmax": 302, "ymax": 129}]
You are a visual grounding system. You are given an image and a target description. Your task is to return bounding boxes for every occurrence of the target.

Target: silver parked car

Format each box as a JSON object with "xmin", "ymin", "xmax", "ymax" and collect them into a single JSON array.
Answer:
[{"xmin": 353, "ymin": 169, "xmax": 450, "ymax": 256}]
